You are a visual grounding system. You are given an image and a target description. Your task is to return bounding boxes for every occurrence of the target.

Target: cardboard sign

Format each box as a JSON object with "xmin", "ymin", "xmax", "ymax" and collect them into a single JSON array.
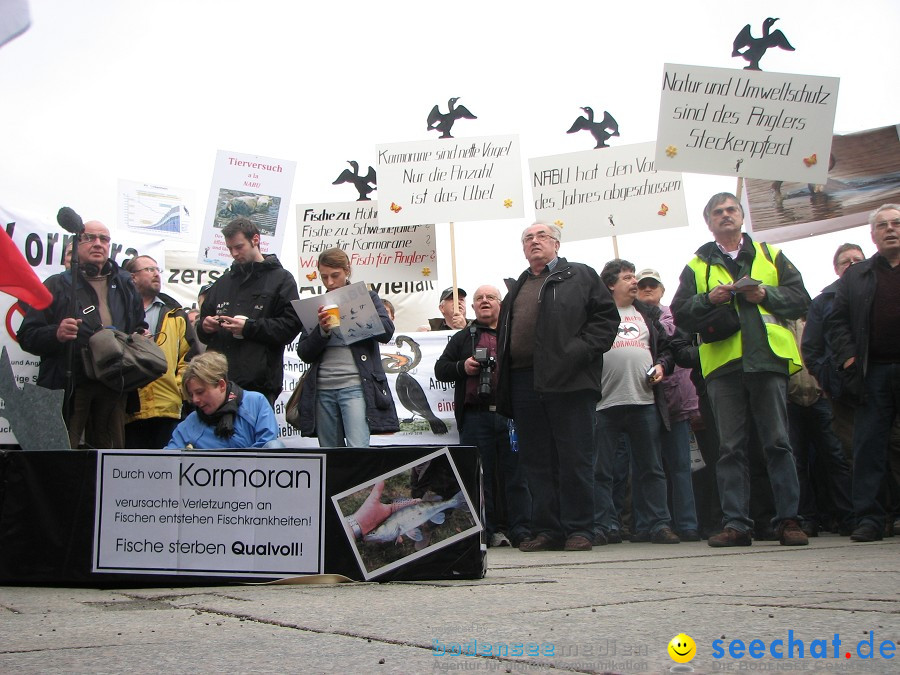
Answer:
[
  {"xmin": 375, "ymin": 135, "xmax": 524, "ymax": 226},
  {"xmin": 656, "ymin": 64, "xmax": 839, "ymax": 183},
  {"xmin": 530, "ymin": 142, "xmax": 688, "ymax": 241},
  {"xmin": 295, "ymin": 201, "xmax": 436, "ymax": 282}
]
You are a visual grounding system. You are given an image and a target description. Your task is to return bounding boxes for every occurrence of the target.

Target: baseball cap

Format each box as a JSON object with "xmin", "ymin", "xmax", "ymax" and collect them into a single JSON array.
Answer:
[
  {"xmin": 440, "ymin": 287, "xmax": 467, "ymax": 302},
  {"xmin": 637, "ymin": 269, "xmax": 663, "ymax": 285}
]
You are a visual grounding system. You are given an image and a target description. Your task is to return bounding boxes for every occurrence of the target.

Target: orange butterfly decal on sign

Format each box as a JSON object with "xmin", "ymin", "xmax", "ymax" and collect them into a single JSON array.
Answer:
[
  {"xmin": 305, "ymin": 270, "xmax": 318, "ymax": 281},
  {"xmin": 390, "ymin": 202, "xmax": 402, "ymax": 213},
  {"xmin": 803, "ymin": 154, "xmax": 817, "ymax": 167},
  {"xmin": 658, "ymin": 203, "xmax": 669, "ymax": 216}
]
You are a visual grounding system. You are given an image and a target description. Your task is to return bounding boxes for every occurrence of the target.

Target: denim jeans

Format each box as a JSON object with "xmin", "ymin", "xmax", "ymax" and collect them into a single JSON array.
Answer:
[
  {"xmin": 594, "ymin": 404, "xmax": 673, "ymax": 536},
  {"xmin": 511, "ymin": 369, "xmax": 594, "ymax": 541},
  {"xmin": 460, "ymin": 410, "xmax": 531, "ymax": 542},
  {"xmin": 316, "ymin": 385, "xmax": 369, "ymax": 447},
  {"xmin": 661, "ymin": 418, "xmax": 700, "ymax": 532},
  {"xmin": 706, "ymin": 372, "xmax": 800, "ymax": 532},
  {"xmin": 851, "ymin": 363, "xmax": 900, "ymax": 529},
  {"xmin": 787, "ymin": 397, "xmax": 853, "ymax": 529}
]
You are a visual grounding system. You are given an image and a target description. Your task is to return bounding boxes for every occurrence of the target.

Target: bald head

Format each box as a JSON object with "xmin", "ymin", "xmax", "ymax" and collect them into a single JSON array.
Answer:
[{"xmin": 472, "ymin": 284, "xmax": 502, "ymax": 328}]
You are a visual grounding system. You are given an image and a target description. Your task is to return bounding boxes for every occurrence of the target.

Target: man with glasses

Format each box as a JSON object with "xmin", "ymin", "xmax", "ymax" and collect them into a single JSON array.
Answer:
[
  {"xmin": 123, "ymin": 255, "xmax": 199, "ymax": 448},
  {"xmin": 672, "ymin": 192, "xmax": 810, "ymax": 548},
  {"xmin": 496, "ymin": 222, "xmax": 619, "ymax": 551},
  {"xmin": 19, "ymin": 220, "xmax": 145, "ymax": 448},
  {"xmin": 435, "ymin": 285, "xmax": 531, "ymax": 548},
  {"xmin": 828, "ymin": 204, "xmax": 900, "ymax": 542}
]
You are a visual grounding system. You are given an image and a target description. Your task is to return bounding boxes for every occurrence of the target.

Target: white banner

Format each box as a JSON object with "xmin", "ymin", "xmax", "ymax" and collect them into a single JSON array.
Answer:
[
  {"xmin": 655, "ymin": 64, "xmax": 839, "ymax": 183},
  {"xmin": 530, "ymin": 142, "xmax": 688, "ymax": 241},
  {"xmin": 118, "ymin": 178, "xmax": 194, "ymax": 240},
  {"xmin": 295, "ymin": 201, "xmax": 436, "ymax": 282},
  {"xmin": 375, "ymin": 135, "xmax": 524, "ymax": 227},
  {"xmin": 200, "ymin": 150, "xmax": 297, "ymax": 268},
  {"xmin": 93, "ymin": 451, "xmax": 325, "ymax": 577}
]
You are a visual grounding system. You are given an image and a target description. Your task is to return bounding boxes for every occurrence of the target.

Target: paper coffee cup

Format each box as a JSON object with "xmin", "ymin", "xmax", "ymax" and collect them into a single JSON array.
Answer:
[{"xmin": 322, "ymin": 304, "xmax": 340, "ymax": 328}]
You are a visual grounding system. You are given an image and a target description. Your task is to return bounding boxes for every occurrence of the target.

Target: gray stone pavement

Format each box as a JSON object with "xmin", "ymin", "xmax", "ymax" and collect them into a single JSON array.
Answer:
[{"xmin": 1, "ymin": 535, "xmax": 898, "ymax": 674}]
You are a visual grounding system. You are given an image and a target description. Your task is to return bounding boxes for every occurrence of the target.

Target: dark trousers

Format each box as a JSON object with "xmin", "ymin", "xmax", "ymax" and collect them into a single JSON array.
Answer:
[
  {"xmin": 67, "ymin": 380, "xmax": 126, "ymax": 449},
  {"xmin": 510, "ymin": 369, "xmax": 595, "ymax": 542},
  {"xmin": 124, "ymin": 417, "xmax": 180, "ymax": 450}
]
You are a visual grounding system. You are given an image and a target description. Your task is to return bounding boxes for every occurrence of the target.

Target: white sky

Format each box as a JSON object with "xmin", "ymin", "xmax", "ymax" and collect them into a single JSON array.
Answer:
[{"xmin": 1, "ymin": 0, "xmax": 898, "ymax": 302}]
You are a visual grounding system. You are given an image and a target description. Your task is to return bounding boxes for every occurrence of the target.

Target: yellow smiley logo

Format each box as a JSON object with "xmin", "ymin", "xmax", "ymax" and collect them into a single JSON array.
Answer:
[{"xmin": 668, "ymin": 633, "xmax": 696, "ymax": 663}]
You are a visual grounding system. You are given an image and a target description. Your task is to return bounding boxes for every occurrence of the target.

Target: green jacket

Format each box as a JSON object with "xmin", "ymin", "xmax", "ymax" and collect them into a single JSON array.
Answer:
[{"xmin": 671, "ymin": 234, "xmax": 809, "ymax": 380}]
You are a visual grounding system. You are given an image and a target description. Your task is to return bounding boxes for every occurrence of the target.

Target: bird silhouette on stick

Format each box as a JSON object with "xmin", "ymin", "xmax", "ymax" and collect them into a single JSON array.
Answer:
[
  {"xmin": 732, "ymin": 17, "xmax": 795, "ymax": 71},
  {"xmin": 332, "ymin": 161, "xmax": 376, "ymax": 201},
  {"xmin": 566, "ymin": 107, "xmax": 620, "ymax": 149},
  {"xmin": 427, "ymin": 97, "xmax": 477, "ymax": 139}
]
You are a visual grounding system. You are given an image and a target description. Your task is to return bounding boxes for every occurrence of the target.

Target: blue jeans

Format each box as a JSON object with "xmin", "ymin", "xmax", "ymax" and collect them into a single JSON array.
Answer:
[
  {"xmin": 852, "ymin": 363, "xmax": 900, "ymax": 529},
  {"xmin": 316, "ymin": 385, "xmax": 369, "ymax": 447},
  {"xmin": 460, "ymin": 410, "xmax": 531, "ymax": 542},
  {"xmin": 511, "ymin": 369, "xmax": 595, "ymax": 541},
  {"xmin": 706, "ymin": 372, "xmax": 800, "ymax": 532},
  {"xmin": 661, "ymin": 418, "xmax": 699, "ymax": 532},
  {"xmin": 594, "ymin": 404, "xmax": 673, "ymax": 535}
]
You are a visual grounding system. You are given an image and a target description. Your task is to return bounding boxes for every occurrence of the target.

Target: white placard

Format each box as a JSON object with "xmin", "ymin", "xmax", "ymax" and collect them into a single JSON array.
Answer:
[
  {"xmin": 118, "ymin": 179, "xmax": 193, "ymax": 240},
  {"xmin": 295, "ymin": 201, "xmax": 436, "ymax": 282},
  {"xmin": 200, "ymin": 150, "xmax": 297, "ymax": 267},
  {"xmin": 93, "ymin": 451, "xmax": 325, "ymax": 577},
  {"xmin": 291, "ymin": 281, "xmax": 383, "ymax": 346},
  {"xmin": 375, "ymin": 135, "xmax": 524, "ymax": 227},
  {"xmin": 530, "ymin": 142, "xmax": 688, "ymax": 241},
  {"xmin": 655, "ymin": 64, "xmax": 839, "ymax": 184}
]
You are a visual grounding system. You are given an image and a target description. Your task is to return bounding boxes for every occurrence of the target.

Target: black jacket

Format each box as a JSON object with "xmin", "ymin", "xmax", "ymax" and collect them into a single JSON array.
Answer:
[
  {"xmin": 801, "ymin": 279, "xmax": 842, "ymax": 400},
  {"xmin": 18, "ymin": 261, "xmax": 146, "ymax": 390},
  {"xmin": 434, "ymin": 321, "xmax": 500, "ymax": 431},
  {"xmin": 295, "ymin": 290, "xmax": 399, "ymax": 436},
  {"xmin": 197, "ymin": 254, "xmax": 301, "ymax": 399},
  {"xmin": 826, "ymin": 255, "xmax": 883, "ymax": 404},
  {"xmin": 496, "ymin": 257, "xmax": 619, "ymax": 417}
]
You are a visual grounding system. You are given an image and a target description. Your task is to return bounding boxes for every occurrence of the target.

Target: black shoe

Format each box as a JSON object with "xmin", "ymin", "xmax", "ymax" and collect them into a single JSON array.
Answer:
[
  {"xmin": 606, "ymin": 530, "xmax": 623, "ymax": 544},
  {"xmin": 708, "ymin": 527, "xmax": 752, "ymax": 547},
  {"xmin": 678, "ymin": 529, "xmax": 701, "ymax": 542},
  {"xmin": 591, "ymin": 531, "xmax": 608, "ymax": 546},
  {"xmin": 519, "ymin": 533, "xmax": 564, "ymax": 551},
  {"xmin": 650, "ymin": 526, "xmax": 680, "ymax": 544},
  {"xmin": 563, "ymin": 535, "xmax": 593, "ymax": 551},
  {"xmin": 800, "ymin": 521, "xmax": 819, "ymax": 538},
  {"xmin": 850, "ymin": 524, "xmax": 883, "ymax": 542},
  {"xmin": 630, "ymin": 531, "xmax": 650, "ymax": 543}
]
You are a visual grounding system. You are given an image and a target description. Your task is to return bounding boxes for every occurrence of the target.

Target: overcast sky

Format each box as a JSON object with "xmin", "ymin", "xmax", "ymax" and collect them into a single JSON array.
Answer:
[{"xmin": 1, "ymin": 0, "xmax": 898, "ymax": 300}]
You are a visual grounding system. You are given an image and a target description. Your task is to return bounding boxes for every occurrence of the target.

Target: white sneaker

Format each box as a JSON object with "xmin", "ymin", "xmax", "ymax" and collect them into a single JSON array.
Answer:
[{"xmin": 490, "ymin": 532, "xmax": 511, "ymax": 548}]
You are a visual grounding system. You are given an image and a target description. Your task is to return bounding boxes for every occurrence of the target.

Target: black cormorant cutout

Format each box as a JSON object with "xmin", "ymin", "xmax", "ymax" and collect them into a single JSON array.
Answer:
[
  {"xmin": 732, "ymin": 17, "xmax": 795, "ymax": 71},
  {"xmin": 566, "ymin": 107, "xmax": 620, "ymax": 149},
  {"xmin": 333, "ymin": 161, "xmax": 376, "ymax": 201},
  {"xmin": 427, "ymin": 97, "xmax": 477, "ymax": 139}
]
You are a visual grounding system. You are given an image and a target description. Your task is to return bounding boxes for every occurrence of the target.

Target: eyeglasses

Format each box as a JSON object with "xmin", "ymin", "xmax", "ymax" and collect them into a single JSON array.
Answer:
[
  {"xmin": 78, "ymin": 233, "xmax": 111, "ymax": 244},
  {"xmin": 135, "ymin": 266, "xmax": 162, "ymax": 274},
  {"xmin": 873, "ymin": 218, "xmax": 900, "ymax": 230},
  {"xmin": 835, "ymin": 257, "xmax": 863, "ymax": 268},
  {"xmin": 523, "ymin": 232, "xmax": 557, "ymax": 243},
  {"xmin": 474, "ymin": 294, "xmax": 500, "ymax": 302}
]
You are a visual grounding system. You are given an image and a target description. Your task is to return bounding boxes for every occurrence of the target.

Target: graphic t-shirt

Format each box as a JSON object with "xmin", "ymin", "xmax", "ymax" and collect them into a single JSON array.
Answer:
[{"xmin": 598, "ymin": 304, "xmax": 654, "ymax": 410}]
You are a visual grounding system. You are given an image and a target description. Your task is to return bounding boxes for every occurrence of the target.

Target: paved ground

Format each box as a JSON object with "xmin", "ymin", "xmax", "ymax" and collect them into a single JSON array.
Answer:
[{"xmin": 1, "ymin": 535, "xmax": 897, "ymax": 674}]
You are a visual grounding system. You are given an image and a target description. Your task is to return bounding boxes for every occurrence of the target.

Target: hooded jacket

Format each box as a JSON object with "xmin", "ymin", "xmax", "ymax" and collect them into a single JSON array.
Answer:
[{"xmin": 197, "ymin": 254, "xmax": 301, "ymax": 399}]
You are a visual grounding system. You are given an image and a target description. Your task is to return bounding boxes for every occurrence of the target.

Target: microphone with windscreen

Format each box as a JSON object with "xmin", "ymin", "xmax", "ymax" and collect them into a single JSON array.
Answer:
[{"xmin": 57, "ymin": 206, "xmax": 84, "ymax": 234}]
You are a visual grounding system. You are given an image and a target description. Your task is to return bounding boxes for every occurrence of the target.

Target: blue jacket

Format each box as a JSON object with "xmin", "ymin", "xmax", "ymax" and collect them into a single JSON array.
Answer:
[
  {"xmin": 165, "ymin": 390, "xmax": 278, "ymax": 449},
  {"xmin": 296, "ymin": 290, "xmax": 399, "ymax": 436}
]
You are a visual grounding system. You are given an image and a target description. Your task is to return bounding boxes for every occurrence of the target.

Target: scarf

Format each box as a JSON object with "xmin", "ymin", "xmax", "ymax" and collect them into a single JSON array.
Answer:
[{"xmin": 196, "ymin": 382, "xmax": 244, "ymax": 438}]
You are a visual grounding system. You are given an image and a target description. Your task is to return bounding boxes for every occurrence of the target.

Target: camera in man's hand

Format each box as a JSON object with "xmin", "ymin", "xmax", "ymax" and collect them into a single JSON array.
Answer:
[{"xmin": 473, "ymin": 347, "xmax": 495, "ymax": 398}]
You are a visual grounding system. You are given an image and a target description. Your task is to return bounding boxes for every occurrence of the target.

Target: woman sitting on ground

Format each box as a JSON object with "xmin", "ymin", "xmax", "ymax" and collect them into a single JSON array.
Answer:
[{"xmin": 165, "ymin": 351, "xmax": 281, "ymax": 449}]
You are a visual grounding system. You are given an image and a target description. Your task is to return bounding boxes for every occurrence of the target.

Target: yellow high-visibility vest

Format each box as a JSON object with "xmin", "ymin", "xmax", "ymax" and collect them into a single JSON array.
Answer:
[{"xmin": 688, "ymin": 241, "xmax": 802, "ymax": 378}]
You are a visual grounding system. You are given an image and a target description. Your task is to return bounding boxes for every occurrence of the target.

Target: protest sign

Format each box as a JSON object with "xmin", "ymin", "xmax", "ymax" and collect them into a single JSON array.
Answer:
[
  {"xmin": 375, "ymin": 135, "xmax": 523, "ymax": 227},
  {"xmin": 656, "ymin": 64, "xmax": 839, "ymax": 184},
  {"xmin": 530, "ymin": 142, "xmax": 687, "ymax": 241}
]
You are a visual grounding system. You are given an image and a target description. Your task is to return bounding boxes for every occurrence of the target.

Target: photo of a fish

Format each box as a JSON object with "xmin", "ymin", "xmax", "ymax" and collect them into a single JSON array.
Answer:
[{"xmin": 364, "ymin": 491, "xmax": 467, "ymax": 544}]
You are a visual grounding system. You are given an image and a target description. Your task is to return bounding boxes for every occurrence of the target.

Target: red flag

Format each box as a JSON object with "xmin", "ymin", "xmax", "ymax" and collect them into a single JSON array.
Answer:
[{"xmin": 0, "ymin": 228, "xmax": 53, "ymax": 310}]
